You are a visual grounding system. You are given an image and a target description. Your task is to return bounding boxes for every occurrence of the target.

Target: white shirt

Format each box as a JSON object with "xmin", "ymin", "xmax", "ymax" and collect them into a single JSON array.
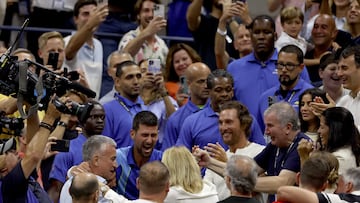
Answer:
[
  {"xmin": 64, "ymin": 34, "xmax": 103, "ymax": 100},
  {"xmin": 337, "ymin": 91, "xmax": 360, "ymax": 129},
  {"xmin": 164, "ymin": 180, "xmax": 219, "ymax": 203},
  {"xmin": 203, "ymin": 143, "xmax": 265, "ymax": 201},
  {"xmin": 332, "ymin": 146, "xmax": 357, "ymax": 175},
  {"xmin": 275, "ymin": 31, "xmax": 307, "ymax": 55},
  {"xmin": 32, "ymin": 0, "xmax": 76, "ymax": 11}
]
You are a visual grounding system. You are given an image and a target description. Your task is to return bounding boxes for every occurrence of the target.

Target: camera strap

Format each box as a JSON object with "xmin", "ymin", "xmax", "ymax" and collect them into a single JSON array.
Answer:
[{"xmin": 16, "ymin": 61, "xmax": 43, "ymax": 119}]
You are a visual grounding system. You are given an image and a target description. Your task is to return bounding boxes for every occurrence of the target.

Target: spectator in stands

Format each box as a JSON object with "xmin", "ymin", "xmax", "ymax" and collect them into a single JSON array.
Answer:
[
  {"xmin": 318, "ymin": 107, "xmax": 360, "ymax": 174},
  {"xmin": 27, "ymin": 0, "xmax": 77, "ymax": 61},
  {"xmin": 115, "ymin": 111, "xmax": 163, "ymax": 200},
  {"xmin": 276, "ymin": 167, "xmax": 360, "ymax": 203},
  {"xmin": 98, "ymin": 0, "xmax": 137, "ymax": 98},
  {"xmin": 164, "ymin": 43, "xmax": 201, "ymax": 105},
  {"xmin": 48, "ymin": 100, "xmax": 105, "ymax": 202},
  {"xmin": 37, "ymin": 31, "xmax": 66, "ymax": 71},
  {"xmin": 257, "ymin": 45, "xmax": 313, "ymax": 132},
  {"xmin": 215, "ymin": 1, "xmax": 252, "ymax": 69},
  {"xmin": 298, "ymin": 88, "xmax": 328, "ymax": 142},
  {"xmin": 347, "ymin": 0, "xmax": 360, "ymax": 43},
  {"xmin": 305, "ymin": 14, "xmax": 338, "ymax": 87},
  {"xmin": 118, "ymin": 0, "xmax": 168, "ymax": 67},
  {"xmin": 193, "ymin": 102, "xmax": 310, "ymax": 202},
  {"xmin": 187, "ymin": 0, "xmax": 239, "ymax": 70},
  {"xmin": 69, "ymin": 172, "xmax": 99, "ymax": 203},
  {"xmin": 219, "ymin": 155, "xmax": 260, "ymax": 203},
  {"xmin": 64, "ymin": 0, "xmax": 108, "ymax": 99},
  {"xmin": 102, "ymin": 61, "xmax": 147, "ymax": 148},
  {"xmin": 275, "ymin": 6, "xmax": 307, "ymax": 55},
  {"xmin": 204, "ymin": 101, "xmax": 264, "ymax": 201},
  {"xmin": 162, "ymin": 62, "xmax": 211, "ymax": 151},
  {"xmin": 99, "ymin": 51, "xmax": 133, "ymax": 104},
  {"xmin": 176, "ymin": 70, "xmax": 265, "ymax": 152},
  {"xmin": 318, "ymin": 52, "xmax": 350, "ymax": 103},
  {"xmin": 227, "ymin": 15, "xmax": 310, "ymax": 117},
  {"xmin": 60, "ymin": 135, "xmax": 118, "ymax": 202},
  {"xmin": 162, "ymin": 146, "xmax": 219, "ymax": 202}
]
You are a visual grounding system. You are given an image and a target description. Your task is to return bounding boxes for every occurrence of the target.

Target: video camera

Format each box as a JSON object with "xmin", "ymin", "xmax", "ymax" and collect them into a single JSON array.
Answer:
[
  {"xmin": 0, "ymin": 19, "xmax": 96, "ymax": 118},
  {"xmin": 52, "ymin": 97, "xmax": 94, "ymax": 124},
  {"xmin": 0, "ymin": 113, "xmax": 24, "ymax": 136}
]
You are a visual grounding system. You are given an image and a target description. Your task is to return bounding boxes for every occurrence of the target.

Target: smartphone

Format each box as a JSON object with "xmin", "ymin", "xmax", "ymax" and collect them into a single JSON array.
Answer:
[
  {"xmin": 47, "ymin": 52, "xmax": 59, "ymax": 70},
  {"xmin": 180, "ymin": 76, "xmax": 189, "ymax": 95},
  {"xmin": 148, "ymin": 58, "xmax": 161, "ymax": 74},
  {"xmin": 153, "ymin": 4, "xmax": 165, "ymax": 18},
  {"xmin": 51, "ymin": 139, "xmax": 70, "ymax": 152}
]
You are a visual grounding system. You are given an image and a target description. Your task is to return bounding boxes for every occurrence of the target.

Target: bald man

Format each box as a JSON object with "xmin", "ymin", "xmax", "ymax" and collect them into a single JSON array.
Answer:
[
  {"xmin": 162, "ymin": 62, "xmax": 211, "ymax": 151},
  {"xmin": 100, "ymin": 51, "xmax": 133, "ymax": 104},
  {"xmin": 305, "ymin": 14, "xmax": 338, "ymax": 86},
  {"xmin": 69, "ymin": 173, "xmax": 99, "ymax": 203}
]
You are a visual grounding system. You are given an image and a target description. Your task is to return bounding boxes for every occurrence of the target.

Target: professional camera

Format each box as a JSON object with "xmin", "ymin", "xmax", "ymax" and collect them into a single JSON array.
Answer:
[
  {"xmin": 52, "ymin": 97, "xmax": 94, "ymax": 123},
  {"xmin": 0, "ymin": 114, "xmax": 24, "ymax": 136}
]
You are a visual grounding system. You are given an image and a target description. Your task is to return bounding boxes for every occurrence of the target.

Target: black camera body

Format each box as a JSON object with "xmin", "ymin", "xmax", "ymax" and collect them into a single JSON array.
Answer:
[
  {"xmin": 52, "ymin": 97, "xmax": 94, "ymax": 123},
  {"xmin": 0, "ymin": 115, "xmax": 24, "ymax": 136}
]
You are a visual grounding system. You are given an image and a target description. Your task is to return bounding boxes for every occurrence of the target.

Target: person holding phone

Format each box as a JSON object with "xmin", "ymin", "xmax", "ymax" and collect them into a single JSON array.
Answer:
[{"xmin": 118, "ymin": 0, "xmax": 168, "ymax": 67}]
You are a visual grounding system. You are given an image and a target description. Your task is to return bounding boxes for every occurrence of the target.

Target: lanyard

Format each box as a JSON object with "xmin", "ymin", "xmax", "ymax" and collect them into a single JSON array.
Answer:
[
  {"xmin": 115, "ymin": 94, "xmax": 132, "ymax": 116},
  {"xmin": 274, "ymin": 141, "xmax": 295, "ymax": 172}
]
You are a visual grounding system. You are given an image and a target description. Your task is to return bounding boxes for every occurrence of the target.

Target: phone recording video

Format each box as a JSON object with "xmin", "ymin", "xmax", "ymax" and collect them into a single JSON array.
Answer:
[
  {"xmin": 148, "ymin": 58, "xmax": 161, "ymax": 74},
  {"xmin": 153, "ymin": 4, "xmax": 165, "ymax": 18},
  {"xmin": 47, "ymin": 52, "xmax": 59, "ymax": 70}
]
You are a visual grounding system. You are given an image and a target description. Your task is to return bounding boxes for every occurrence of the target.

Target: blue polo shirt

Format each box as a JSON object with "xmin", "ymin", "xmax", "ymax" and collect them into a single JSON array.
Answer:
[
  {"xmin": 257, "ymin": 79, "xmax": 313, "ymax": 132},
  {"xmin": 49, "ymin": 133, "xmax": 87, "ymax": 183},
  {"xmin": 102, "ymin": 93, "xmax": 147, "ymax": 148},
  {"xmin": 116, "ymin": 146, "xmax": 163, "ymax": 200},
  {"xmin": 227, "ymin": 49, "xmax": 310, "ymax": 117},
  {"xmin": 175, "ymin": 105, "xmax": 265, "ymax": 151},
  {"xmin": 254, "ymin": 132, "xmax": 309, "ymax": 202},
  {"xmin": 161, "ymin": 99, "xmax": 208, "ymax": 151}
]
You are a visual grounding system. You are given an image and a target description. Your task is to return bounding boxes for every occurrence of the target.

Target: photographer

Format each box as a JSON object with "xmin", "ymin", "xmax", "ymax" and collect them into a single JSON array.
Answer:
[
  {"xmin": 0, "ymin": 97, "xmax": 62, "ymax": 202},
  {"xmin": 48, "ymin": 99, "xmax": 105, "ymax": 203}
]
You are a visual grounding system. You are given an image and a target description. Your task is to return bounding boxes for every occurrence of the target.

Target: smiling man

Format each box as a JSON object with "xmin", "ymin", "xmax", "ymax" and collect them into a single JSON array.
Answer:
[
  {"xmin": 257, "ymin": 45, "xmax": 313, "ymax": 132},
  {"xmin": 118, "ymin": 0, "xmax": 168, "ymax": 66},
  {"xmin": 337, "ymin": 45, "xmax": 360, "ymax": 128}
]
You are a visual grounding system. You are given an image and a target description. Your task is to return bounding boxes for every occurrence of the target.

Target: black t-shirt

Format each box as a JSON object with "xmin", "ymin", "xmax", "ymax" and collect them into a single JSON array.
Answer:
[{"xmin": 218, "ymin": 196, "xmax": 260, "ymax": 203}]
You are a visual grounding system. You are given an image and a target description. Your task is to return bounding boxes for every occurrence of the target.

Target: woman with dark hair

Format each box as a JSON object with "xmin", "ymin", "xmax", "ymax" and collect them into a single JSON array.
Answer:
[
  {"xmin": 164, "ymin": 43, "xmax": 201, "ymax": 105},
  {"xmin": 299, "ymin": 88, "xmax": 329, "ymax": 142},
  {"xmin": 318, "ymin": 107, "xmax": 360, "ymax": 174}
]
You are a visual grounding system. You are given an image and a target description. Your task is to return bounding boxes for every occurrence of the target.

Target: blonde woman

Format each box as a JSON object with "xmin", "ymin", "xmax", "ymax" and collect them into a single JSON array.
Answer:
[{"xmin": 162, "ymin": 146, "xmax": 219, "ymax": 202}]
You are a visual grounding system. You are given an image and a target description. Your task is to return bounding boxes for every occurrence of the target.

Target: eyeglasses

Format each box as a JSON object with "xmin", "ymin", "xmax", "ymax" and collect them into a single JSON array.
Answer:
[{"xmin": 275, "ymin": 62, "xmax": 300, "ymax": 71}]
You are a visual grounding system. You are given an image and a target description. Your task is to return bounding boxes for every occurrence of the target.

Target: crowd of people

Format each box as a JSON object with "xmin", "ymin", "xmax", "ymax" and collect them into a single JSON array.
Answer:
[{"xmin": 1, "ymin": 0, "xmax": 360, "ymax": 202}]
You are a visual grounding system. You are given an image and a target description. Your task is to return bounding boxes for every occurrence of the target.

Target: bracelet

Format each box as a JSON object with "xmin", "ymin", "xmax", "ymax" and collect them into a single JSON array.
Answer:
[
  {"xmin": 216, "ymin": 28, "xmax": 227, "ymax": 36},
  {"xmin": 39, "ymin": 122, "xmax": 53, "ymax": 131},
  {"xmin": 57, "ymin": 121, "xmax": 68, "ymax": 128}
]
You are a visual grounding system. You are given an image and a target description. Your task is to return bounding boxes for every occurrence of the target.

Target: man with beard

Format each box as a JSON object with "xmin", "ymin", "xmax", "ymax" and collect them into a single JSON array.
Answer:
[
  {"xmin": 227, "ymin": 15, "xmax": 310, "ymax": 117},
  {"xmin": 118, "ymin": 0, "xmax": 168, "ymax": 66},
  {"xmin": 115, "ymin": 111, "xmax": 163, "ymax": 200},
  {"xmin": 102, "ymin": 61, "xmax": 147, "ymax": 148},
  {"xmin": 48, "ymin": 100, "xmax": 106, "ymax": 202},
  {"xmin": 257, "ymin": 45, "xmax": 313, "ymax": 132},
  {"xmin": 176, "ymin": 69, "xmax": 265, "ymax": 152}
]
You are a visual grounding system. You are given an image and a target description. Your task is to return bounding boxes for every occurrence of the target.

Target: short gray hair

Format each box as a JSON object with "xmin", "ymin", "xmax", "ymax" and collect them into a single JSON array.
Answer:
[
  {"xmin": 225, "ymin": 155, "xmax": 258, "ymax": 194},
  {"xmin": 342, "ymin": 167, "xmax": 360, "ymax": 191},
  {"xmin": 264, "ymin": 102, "xmax": 299, "ymax": 130},
  {"xmin": 82, "ymin": 135, "xmax": 116, "ymax": 161}
]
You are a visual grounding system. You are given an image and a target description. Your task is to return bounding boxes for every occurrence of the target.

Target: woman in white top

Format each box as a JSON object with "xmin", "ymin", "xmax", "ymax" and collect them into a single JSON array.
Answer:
[
  {"xmin": 162, "ymin": 146, "xmax": 219, "ymax": 203},
  {"xmin": 318, "ymin": 107, "xmax": 360, "ymax": 174}
]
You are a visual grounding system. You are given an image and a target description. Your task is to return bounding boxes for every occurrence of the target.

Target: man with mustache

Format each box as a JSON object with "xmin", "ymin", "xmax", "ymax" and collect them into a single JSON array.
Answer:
[
  {"xmin": 118, "ymin": 0, "xmax": 168, "ymax": 66},
  {"xmin": 257, "ymin": 45, "xmax": 313, "ymax": 132},
  {"xmin": 176, "ymin": 69, "xmax": 265, "ymax": 152}
]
